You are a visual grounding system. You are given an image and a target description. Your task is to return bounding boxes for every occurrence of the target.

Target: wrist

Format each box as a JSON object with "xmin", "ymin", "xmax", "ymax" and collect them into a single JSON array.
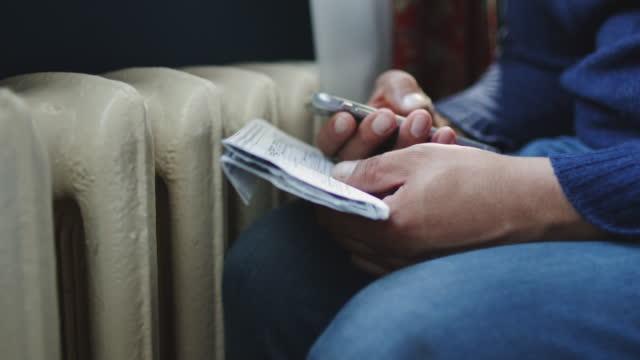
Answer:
[{"xmin": 505, "ymin": 157, "xmax": 603, "ymax": 242}]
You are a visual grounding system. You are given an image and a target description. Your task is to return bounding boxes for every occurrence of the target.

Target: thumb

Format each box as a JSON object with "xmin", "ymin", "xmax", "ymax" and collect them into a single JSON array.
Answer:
[
  {"xmin": 379, "ymin": 71, "xmax": 432, "ymax": 114},
  {"xmin": 331, "ymin": 151, "xmax": 410, "ymax": 194}
]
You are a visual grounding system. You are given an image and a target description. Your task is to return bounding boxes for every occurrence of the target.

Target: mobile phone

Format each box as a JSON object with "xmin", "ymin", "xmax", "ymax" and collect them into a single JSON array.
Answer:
[{"xmin": 310, "ymin": 92, "xmax": 499, "ymax": 153}]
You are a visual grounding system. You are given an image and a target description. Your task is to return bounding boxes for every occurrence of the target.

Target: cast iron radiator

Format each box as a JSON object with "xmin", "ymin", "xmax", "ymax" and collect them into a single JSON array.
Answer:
[{"xmin": 0, "ymin": 62, "xmax": 319, "ymax": 360}]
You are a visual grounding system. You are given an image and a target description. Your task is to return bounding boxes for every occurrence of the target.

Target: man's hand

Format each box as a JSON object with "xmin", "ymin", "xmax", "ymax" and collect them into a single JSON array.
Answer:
[
  {"xmin": 317, "ymin": 144, "xmax": 602, "ymax": 276},
  {"xmin": 315, "ymin": 70, "xmax": 457, "ymax": 161}
]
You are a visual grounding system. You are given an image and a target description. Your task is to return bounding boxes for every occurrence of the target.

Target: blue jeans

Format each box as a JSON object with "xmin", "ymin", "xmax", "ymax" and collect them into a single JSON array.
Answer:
[{"xmin": 223, "ymin": 138, "xmax": 640, "ymax": 359}]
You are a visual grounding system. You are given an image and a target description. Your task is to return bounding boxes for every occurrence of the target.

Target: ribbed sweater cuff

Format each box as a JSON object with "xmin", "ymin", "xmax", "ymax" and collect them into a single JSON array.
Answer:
[{"xmin": 550, "ymin": 141, "xmax": 640, "ymax": 237}]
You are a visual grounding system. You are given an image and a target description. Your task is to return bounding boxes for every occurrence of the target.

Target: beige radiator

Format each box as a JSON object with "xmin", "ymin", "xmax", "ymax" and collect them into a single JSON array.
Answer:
[
  {"xmin": 0, "ymin": 89, "xmax": 61, "ymax": 360},
  {"xmin": 0, "ymin": 63, "xmax": 319, "ymax": 360}
]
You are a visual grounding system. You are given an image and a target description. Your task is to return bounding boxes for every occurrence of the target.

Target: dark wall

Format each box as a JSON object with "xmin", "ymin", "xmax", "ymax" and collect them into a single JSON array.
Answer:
[{"xmin": 1, "ymin": 1, "xmax": 315, "ymax": 79}]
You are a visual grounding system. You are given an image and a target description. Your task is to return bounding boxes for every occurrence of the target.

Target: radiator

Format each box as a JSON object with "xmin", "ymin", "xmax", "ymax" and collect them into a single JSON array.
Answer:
[{"xmin": 0, "ymin": 63, "xmax": 319, "ymax": 360}]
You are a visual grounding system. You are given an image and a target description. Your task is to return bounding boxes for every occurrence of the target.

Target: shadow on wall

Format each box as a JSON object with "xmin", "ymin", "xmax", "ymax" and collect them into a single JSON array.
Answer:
[{"xmin": 0, "ymin": 0, "xmax": 315, "ymax": 79}]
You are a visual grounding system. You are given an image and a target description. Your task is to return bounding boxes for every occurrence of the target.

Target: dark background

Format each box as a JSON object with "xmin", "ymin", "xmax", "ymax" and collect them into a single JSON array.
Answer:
[{"xmin": 1, "ymin": 1, "xmax": 315, "ymax": 79}]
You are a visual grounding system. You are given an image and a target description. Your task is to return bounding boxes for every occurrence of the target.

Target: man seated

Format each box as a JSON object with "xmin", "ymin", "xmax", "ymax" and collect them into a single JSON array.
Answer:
[{"xmin": 223, "ymin": 1, "xmax": 640, "ymax": 358}]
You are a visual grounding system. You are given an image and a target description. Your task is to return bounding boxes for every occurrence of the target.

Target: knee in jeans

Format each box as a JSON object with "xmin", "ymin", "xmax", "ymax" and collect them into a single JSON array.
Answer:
[
  {"xmin": 307, "ymin": 307, "xmax": 427, "ymax": 359},
  {"xmin": 307, "ymin": 269, "xmax": 485, "ymax": 360},
  {"xmin": 306, "ymin": 292, "xmax": 431, "ymax": 359}
]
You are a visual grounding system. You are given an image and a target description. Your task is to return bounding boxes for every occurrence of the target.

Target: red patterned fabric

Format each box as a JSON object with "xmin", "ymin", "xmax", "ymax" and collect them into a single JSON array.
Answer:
[{"xmin": 393, "ymin": 0, "xmax": 497, "ymax": 100}]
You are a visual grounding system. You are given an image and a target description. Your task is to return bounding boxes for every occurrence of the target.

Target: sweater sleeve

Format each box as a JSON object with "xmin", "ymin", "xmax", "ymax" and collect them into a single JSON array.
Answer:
[
  {"xmin": 550, "ymin": 142, "xmax": 640, "ymax": 237},
  {"xmin": 435, "ymin": 59, "xmax": 575, "ymax": 151},
  {"xmin": 550, "ymin": 10, "xmax": 640, "ymax": 237},
  {"xmin": 561, "ymin": 10, "xmax": 640, "ymax": 149}
]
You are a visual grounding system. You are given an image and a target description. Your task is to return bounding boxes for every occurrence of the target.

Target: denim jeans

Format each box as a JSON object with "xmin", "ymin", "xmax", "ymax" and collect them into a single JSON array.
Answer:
[{"xmin": 223, "ymin": 137, "xmax": 640, "ymax": 359}]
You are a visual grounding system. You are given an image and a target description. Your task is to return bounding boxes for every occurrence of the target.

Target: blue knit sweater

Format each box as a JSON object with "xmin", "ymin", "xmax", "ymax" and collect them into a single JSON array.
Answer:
[{"xmin": 436, "ymin": 0, "xmax": 640, "ymax": 237}]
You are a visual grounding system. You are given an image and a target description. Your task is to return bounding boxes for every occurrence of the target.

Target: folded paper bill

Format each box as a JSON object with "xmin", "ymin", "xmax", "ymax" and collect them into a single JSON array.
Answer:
[{"xmin": 221, "ymin": 119, "xmax": 390, "ymax": 220}]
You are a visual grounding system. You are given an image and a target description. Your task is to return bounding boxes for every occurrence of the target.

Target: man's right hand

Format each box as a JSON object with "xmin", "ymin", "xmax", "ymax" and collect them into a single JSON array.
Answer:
[{"xmin": 315, "ymin": 70, "xmax": 457, "ymax": 160}]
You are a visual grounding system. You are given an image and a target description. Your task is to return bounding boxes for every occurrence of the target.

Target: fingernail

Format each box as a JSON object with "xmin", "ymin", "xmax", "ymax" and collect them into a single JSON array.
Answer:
[
  {"xmin": 401, "ymin": 92, "xmax": 431, "ymax": 111},
  {"xmin": 331, "ymin": 160, "xmax": 358, "ymax": 180},
  {"xmin": 435, "ymin": 127, "xmax": 456, "ymax": 144},
  {"xmin": 372, "ymin": 111, "xmax": 393, "ymax": 135},
  {"xmin": 410, "ymin": 112, "xmax": 429, "ymax": 138},
  {"xmin": 334, "ymin": 114, "xmax": 350, "ymax": 134}
]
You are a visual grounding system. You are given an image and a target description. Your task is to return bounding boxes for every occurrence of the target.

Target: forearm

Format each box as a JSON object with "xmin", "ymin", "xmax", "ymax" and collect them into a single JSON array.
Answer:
[{"xmin": 504, "ymin": 156, "xmax": 604, "ymax": 243}]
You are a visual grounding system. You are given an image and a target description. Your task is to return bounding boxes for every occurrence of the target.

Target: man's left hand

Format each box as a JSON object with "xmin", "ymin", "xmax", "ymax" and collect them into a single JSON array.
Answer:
[{"xmin": 317, "ymin": 144, "xmax": 599, "ymax": 276}]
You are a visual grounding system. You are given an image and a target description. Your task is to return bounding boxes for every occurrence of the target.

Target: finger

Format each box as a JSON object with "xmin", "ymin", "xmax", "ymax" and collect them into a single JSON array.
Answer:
[
  {"xmin": 331, "ymin": 150, "xmax": 413, "ymax": 194},
  {"xmin": 394, "ymin": 109, "xmax": 433, "ymax": 150},
  {"xmin": 431, "ymin": 126, "xmax": 457, "ymax": 144},
  {"xmin": 336, "ymin": 236, "xmax": 412, "ymax": 270},
  {"xmin": 350, "ymin": 254, "xmax": 390, "ymax": 276},
  {"xmin": 316, "ymin": 206, "xmax": 390, "ymax": 245},
  {"xmin": 336, "ymin": 108, "xmax": 398, "ymax": 161},
  {"xmin": 333, "ymin": 236, "xmax": 377, "ymax": 257},
  {"xmin": 315, "ymin": 206, "xmax": 407, "ymax": 259},
  {"xmin": 379, "ymin": 256, "xmax": 413, "ymax": 270},
  {"xmin": 351, "ymin": 252, "xmax": 415, "ymax": 275},
  {"xmin": 367, "ymin": 86, "xmax": 387, "ymax": 108},
  {"xmin": 349, "ymin": 237, "xmax": 413, "ymax": 268},
  {"xmin": 370, "ymin": 70, "xmax": 433, "ymax": 114},
  {"xmin": 315, "ymin": 112, "xmax": 358, "ymax": 156}
]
